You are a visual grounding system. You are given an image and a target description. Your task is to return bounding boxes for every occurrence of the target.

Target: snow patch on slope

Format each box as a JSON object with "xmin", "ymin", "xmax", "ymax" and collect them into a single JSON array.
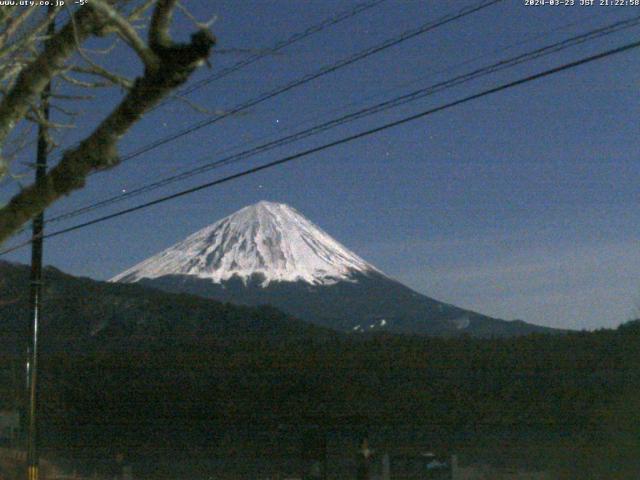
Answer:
[
  {"xmin": 452, "ymin": 315, "xmax": 471, "ymax": 330},
  {"xmin": 111, "ymin": 201, "xmax": 381, "ymax": 287}
]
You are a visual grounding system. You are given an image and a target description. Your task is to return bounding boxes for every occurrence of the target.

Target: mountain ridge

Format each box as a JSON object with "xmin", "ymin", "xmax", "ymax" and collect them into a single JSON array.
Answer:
[
  {"xmin": 0, "ymin": 260, "xmax": 335, "ymax": 354},
  {"xmin": 112, "ymin": 201, "xmax": 379, "ymax": 286},
  {"xmin": 114, "ymin": 201, "xmax": 562, "ymax": 337}
]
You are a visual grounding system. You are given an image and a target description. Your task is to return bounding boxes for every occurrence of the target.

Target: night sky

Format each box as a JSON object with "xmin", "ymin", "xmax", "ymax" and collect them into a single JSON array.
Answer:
[{"xmin": 2, "ymin": 0, "xmax": 639, "ymax": 330}]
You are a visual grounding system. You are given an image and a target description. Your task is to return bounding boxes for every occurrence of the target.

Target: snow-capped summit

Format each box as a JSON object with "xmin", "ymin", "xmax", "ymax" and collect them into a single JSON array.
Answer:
[
  {"xmin": 111, "ymin": 201, "xmax": 380, "ymax": 286},
  {"xmin": 110, "ymin": 201, "xmax": 559, "ymax": 337}
]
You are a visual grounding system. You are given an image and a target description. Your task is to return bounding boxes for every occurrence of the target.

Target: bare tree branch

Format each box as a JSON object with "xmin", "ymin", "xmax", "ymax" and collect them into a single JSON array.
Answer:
[
  {"xmin": 59, "ymin": 72, "xmax": 110, "ymax": 89},
  {"xmin": 0, "ymin": 8, "xmax": 58, "ymax": 74},
  {"xmin": 0, "ymin": 1, "xmax": 215, "ymax": 243},
  {"xmin": 50, "ymin": 104, "xmax": 81, "ymax": 117},
  {"xmin": 70, "ymin": 64, "xmax": 133, "ymax": 89},
  {"xmin": 149, "ymin": 0, "xmax": 177, "ymax": 52},
  {"xmin": 26, "ymin": 111, "xmax": 75, "ymax": 130},
  {"xmin": 50, "ymin": 93, "xmax": 95, "ymax": 101},
  {"xmin": 78, "ymin": 41, "xmax": 119, "ymax": 55},
  {"xmin": 66, "ymin": 3, "xmax": 133, "ymax": 89},
  {"xmin": 90, "ymin": 0, "xmax": 159, "ymax": 70},
  {"xmin": 0, "ymin": 7, "xmax": 99, "ymax": 156},
  {"xmin": 176, "ymin": 1, "xmax": 217, "ymax": 30},
  {"xmin": 128, "ymin": 0, "xmax": 157, "ymax": 22},
  {"xmin": 0, "ymin": 7, "xmax": 36, "ymax": 51}
]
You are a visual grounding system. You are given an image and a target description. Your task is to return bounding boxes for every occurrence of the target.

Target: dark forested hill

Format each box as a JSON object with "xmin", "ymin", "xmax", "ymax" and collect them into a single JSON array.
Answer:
[
  {"xmin": 1, "ymin": 261, "xmax": 639, "ymax": 477},
  {"xmin": 137, "ymin": 271, "xmax": 562, "ymax": 337},
  {"xmin": 113, "ymin": 201, "xmax": 560, "ymax": 338},
  {"xmin": 0, "ymin": 260, "xmax": 334, "ymax": 355}
]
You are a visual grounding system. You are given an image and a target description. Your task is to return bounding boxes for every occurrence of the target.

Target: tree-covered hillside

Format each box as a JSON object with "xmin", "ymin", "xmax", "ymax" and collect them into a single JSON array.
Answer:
[{"xmin": 1, "ymin": 261, "xmax": 639, "ymax": 478}]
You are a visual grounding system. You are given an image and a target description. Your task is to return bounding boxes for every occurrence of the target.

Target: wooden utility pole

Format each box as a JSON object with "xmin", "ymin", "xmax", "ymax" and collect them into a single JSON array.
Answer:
[{"xmin": 26, "ymin": 7, "xmax": 55, "ymax": 480}]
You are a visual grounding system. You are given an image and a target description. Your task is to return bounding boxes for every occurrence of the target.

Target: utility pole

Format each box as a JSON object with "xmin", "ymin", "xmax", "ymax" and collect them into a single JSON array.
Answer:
[{"xmin": 26, "ymin": 7, "xmax": 55, "ymax": 480}]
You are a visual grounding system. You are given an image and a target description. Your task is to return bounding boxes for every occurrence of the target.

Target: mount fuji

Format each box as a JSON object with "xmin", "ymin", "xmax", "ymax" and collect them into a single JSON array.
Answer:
[
  {"xmin": 112, "ymin": 201, "xmax": 558, "ymax": 337},
  {"xmin": 113, "ymin": 201, "xmax": 379, "ymax": 287}
]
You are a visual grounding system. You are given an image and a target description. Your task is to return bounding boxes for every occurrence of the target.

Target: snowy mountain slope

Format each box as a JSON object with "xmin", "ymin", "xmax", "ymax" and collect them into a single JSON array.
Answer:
[
  {"xmin": 113, "ymin": 201, "xmax": 562, "ymax": 337},
  {"xmin": 135, "ymin": 270, "xmax": 560, "ymax": 337},
  {"xmin": 112, "ymin": 201, "xmax": 379, "ymax": 286}
]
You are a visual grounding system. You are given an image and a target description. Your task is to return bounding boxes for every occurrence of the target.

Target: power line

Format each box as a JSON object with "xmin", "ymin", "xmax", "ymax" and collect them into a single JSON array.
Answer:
[
  {"xmin": 2, "ymin": 35, "xmax": 638, "ymax": 256},
  {"xmin": 1, "ymin": 0, "xmax": 388, "ymax": 239},
  {"xmin": 5, "ymin": 0, "xmax": 495, "ymax": 240},
  {"xmin": 109, "ymin": 0, "xmax": 503, "ymax": 167},
  {"xmin": 11, "ymin": 0, "xmax": 387, "ymax": 182},
  {"xmin": 47, "ymin": 0, "xmax": 504, "ymax": 222},
  {"xmin": 153, "ymin": 0, "xmax": 389, "ymax": 110},
  {"xmin": 45, "ymin": 14, "xmax": 640, "ymax": 225}
]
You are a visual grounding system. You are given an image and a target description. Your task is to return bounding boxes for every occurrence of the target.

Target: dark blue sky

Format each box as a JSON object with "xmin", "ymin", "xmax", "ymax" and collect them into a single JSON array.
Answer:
[{"xmin": 2, "ymin": 0, "xmax": 639, "ymax": 330}]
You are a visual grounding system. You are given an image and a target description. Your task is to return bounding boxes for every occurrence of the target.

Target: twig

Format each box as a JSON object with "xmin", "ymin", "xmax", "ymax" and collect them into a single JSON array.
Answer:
[
  {"xmin": 128, "ymin": 0, "xmax": 157, "ymax": 22},
  {"xmin": 70, "ymin": 65, "xmax": 133, "ymax": 89},
  {"xmin": 90, "ymin": 0, "xmax": 159, "ymax": 70},
  {"xmin": 60, "ymin": 72, "xmax": 110, "ymax": 89},
  {"xmin": 176, "ymin": 1, "xmax": 217, "ymax": 30}
]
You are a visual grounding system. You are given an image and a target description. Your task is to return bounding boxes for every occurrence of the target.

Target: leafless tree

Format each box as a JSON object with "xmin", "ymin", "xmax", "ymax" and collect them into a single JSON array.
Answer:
[{"xmin": 0, "ymin": 0, "xmax": 215, "ymax": 244}]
